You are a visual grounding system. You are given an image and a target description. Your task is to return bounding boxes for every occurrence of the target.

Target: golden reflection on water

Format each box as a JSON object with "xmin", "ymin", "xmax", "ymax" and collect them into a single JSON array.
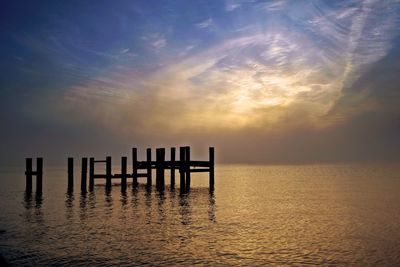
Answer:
[{"xmin": 1, "ymin": 164, "xmax": 400, "ymax": 265}]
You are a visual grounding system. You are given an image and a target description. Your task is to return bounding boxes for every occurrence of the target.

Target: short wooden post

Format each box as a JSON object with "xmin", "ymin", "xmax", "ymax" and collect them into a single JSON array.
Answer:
[
  {"xmin": 89, "ymin": 157, "xmax": 94, "ymax": 191},
  {"xmin": 121, "ymin": 156, "xmax": 127, "ymax": 191},
  {"xmin": 185, "ymin": 147, "xmax": 191, "ymax": 190},
  {"xmin": 146, "ymin": 148, "xmax": 152, "ymax": 186},
  {"xmin": 81, "ymin": 157, "xmax": 88, "ymax": 193},
  {"xmin": 179, "ymin": 147, "xmax": 186, "ymax": 192},
  {"xmin": 170, "ymin": 147, "xmax": 176, "ymax": 188},
  {"xmin": 132, "ymin": 148, "xmax": 138, "ymax": 188},
  {"xmin": 68, "ymin": 157, "xmax": 74, "ymax": 192},
  {"xmin": 106, "ymin": 156, "xmax": 112, "ymax": 189},
  {"xmin": 209, "ymin": 147, "xmax": 214, "ymax": 190},
  {"xmin": 25, "ymin": 158, "xmax": 32, "ymax": 193},
  {"xmin": 36, "ymin": 158, "xmax": 43, "ymax": 194}
]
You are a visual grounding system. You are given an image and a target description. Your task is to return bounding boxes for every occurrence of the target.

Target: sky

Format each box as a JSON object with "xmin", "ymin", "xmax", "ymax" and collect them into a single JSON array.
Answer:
[{"xmin": 1, "ymin": 0, "xmax": 400, "ymax": 165}]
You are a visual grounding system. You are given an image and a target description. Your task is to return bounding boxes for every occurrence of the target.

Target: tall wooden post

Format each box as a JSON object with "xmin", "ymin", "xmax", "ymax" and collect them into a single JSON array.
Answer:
[
  {"xmin": 209, "ymin": 147, "xmax": 214, "ymax": 190},
  {"xmin": 179, "ymin": 147, "xmax": 186, "ymax": 192},
  {"xmin": 156, "ymin": 148, "xmax": 165, "ymax": 190},
  {"xmin": 89, "ymin": 157, "xmax": 94, "ymax": 191},
  {"xmin": 121, "ymin": 156, "xmax": 127, "ymax": 191},
  {"xmin": 170, "ymin": 147, "xmax": 176, "ymax": 188},
  {"xmin": 25, "ymin": 158, "xmax": 32, "ymax": 193},
  {"xmin": 146, "ymin": 148, "xmax": 152, "ymax": 186},
  {"xmin": 106, "ymin": 156, "xmax": 112, "ymax": 189},
  {"xmin": 132, "ymin": 148, "xmax": 138, "ymax": 188},
  {"xmin": 68, "ymin": 157, "xmax": 74, "ymax": 192},
  {"xmin": 185, "ymin": 147, "xmax": 191, "ymax": 190},
  {"xmin": 81, "ymin": 157, "xmax": 88, "ymax": 193},
  {"xmin": 36, "ymin": 158, "xmax": 43, "ymax": 194},
  {"xmin": 156, "ymin": 149, "xmax": 160, "ymax": 188}
]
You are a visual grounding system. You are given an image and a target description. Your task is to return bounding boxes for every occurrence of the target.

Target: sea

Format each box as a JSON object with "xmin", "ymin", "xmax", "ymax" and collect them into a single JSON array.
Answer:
[{"xmin": 1, "ymin": 163, "xmax": 400, "ymax": 266}]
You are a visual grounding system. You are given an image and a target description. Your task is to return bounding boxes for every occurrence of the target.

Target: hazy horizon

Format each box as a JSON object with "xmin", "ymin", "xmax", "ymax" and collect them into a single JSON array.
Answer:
[{"xmin": 1, "ymin": 0, "xmax": 400, "ymax": 165}]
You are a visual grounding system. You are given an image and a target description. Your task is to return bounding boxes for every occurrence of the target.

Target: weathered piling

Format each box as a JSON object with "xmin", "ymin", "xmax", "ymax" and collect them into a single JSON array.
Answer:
[
  {"xmin": 25, "ymin": 158, "xmax": 33, "ymax": 193},
  {"xmin": 170, "ymin": 147, "xmax": 176, "ymax": 188},
  {"xmin": 81, "ymin": 158, "xmax": 88, "ymax": 193},
  {"xmin": 25, "ymin": 158, "xmax": 43, "ymax": 193},
  {"xmin": 121, "ymin": 156, "xmax": 127, "ymax": 191},
  {"xmin": 209, "ymin": 147, "xmax": 214, "ymax": 190},
  {"xmin": 185, "ymin": 146, "xmax": 191, "ymax": 190},
  {"xmin": 132, "ymin": 148, "xmax": 138, "ymax": 188},
  {"xmin": 106, "ymin": 156, "xmax": 112, "ymax": 189},
  {"xmin": 36, "ymin": 158, "xmax": 43, "ymax": 194},
  {"xmin": 68, "ymin": 157, "xmax": 74, "ymax": 192},
  {"xmin": 146, "ymin": 148, "xmax": 152, "ymax": 186},
  {"xmin": 156, "ymin": 148, "xmax": 165, "ymax": 190},
  {"xmin": 89, "ymin": 157, "xmax": 94, "ymax": 191},
  {"xmin": 179, "ymin": 147, "xmax": 186, "ymax": 192}
]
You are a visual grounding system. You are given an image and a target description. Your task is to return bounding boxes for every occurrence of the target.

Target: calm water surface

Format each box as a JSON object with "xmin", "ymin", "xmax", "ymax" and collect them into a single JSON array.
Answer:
[{"xmin": 1, "ymin": 164, "xmax": 400, "ymax": 266}]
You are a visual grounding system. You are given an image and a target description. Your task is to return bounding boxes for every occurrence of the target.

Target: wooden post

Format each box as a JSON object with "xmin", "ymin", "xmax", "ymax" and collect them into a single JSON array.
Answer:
[
  {"xmin": 106, "ymin": 156, "xmax": 112, "ymax": 189},
  {"xmin": 170, "ymin": 147, "xmax": 176, "ymax": 188},
  {"xmin": 209, "ymin": 147, "xmax": 214, "ymax": 190},
  {"xmin": 156, "ymin": 148, "xmax": 160, "ymax": 188},
  {"xmin": 89, "ymin": 157, "xmax": 94, "ymax": 191},
  {"xmin": 179, "ymin": 147, "xmax": 186, "ymax": 192},
  {"xmin": 185, "ymin": 147, "xmax": 191, "ymax": 190},
  {"xmin": 81, "ymin": 157, "xmax": 88, "ymax": 193},
  {"xmin": 132, "ymin": 148, "xmax": 138, "ymax": 188},
  {"xmin": 36, "ymin": 158, "xmax": 43, "ymax": 194},
  {"xmin": 68, "ymin": 157, "xmax": 74, "ymax": 192},
  {"xmin": 156, "ymin": 148, "xmax": 165, "ymax": 190},
  {"xmin": 146, "ymin": 148, "xmax": 152, "ymax": 186},
  {"xmin": 121, "ymin": 156, "xmax": 127, "ymax": 191},
  {"xmin": 25, "ymin": 158, "xmax": 32, "ymax": 193}
]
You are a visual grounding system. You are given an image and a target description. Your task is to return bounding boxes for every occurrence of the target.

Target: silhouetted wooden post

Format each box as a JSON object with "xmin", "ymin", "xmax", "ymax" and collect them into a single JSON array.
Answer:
[
  {"xmin": 25, "ymin": 158, "xmax": 33, "ymax": 193},
  {"xmin": 156, "ymin": 149, "xmax": 160, "ymax": 188},
  {"xmin": 89, "ymin": 157, "xmax": 94, "ymax": 191},
  {"xmin": 132, "ymin": 148, "xmax": 138, "ymax": 188},
  {"xmin": 209, "ymin": 147, "xmax": 214, "ymax": 190},
  {"xmin": 179, "ymin": 147, "xmax": 186, "ymax": 192},
  {"xmin": 170, "ymin": 147, "xmax": 176, "ymax": 188},
  {"xmin": 68, "ymin": 157, "xmax": 74, "ymax": 192},
  {"xmin": 146, "ymin": 148, "xmax": 152, "ymax": 186},
  {"xmin": 156, "ymin": 148, "xmax": 165, "ymax": 190},
  {"xmin": 36, "ymin": 158, "xmax": 43, "ymax": 193},
  {"xmin": 81, "ymin": 157, "xmax": 87, "ymax": 193},
  {"xmin": 106, "ymin": 156, "xmax": 112, "ymax": 189},
  {"xmin": 121, "ymin": 156, "xmax": 127, "ymax": 191},
  {"xmin": 185, "ymin": 147, "xmax": 191, "ymax": 190}
]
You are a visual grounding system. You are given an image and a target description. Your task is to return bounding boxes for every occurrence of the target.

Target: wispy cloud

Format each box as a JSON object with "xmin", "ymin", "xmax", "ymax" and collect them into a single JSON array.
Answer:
[
  {"xmin": 55, "ymin": 0, "xmax": 399, "ymax": 140},
  {"xmin": 195, "ymin": 18, "xmax": 214, "ymax": 29},
  {"xmin": 141, "ymin": 33, "xmax": 168, "ymax": 52}
]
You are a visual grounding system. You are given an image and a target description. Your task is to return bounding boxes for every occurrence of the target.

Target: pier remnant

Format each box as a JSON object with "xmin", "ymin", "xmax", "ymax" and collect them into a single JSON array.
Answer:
[
  {"xmin": 68, "ymin": 157, "xmax": 73, "ymax": 192},
  {"xmin": 25, "ymin": 157, "xmax": 43, "ymax": 193},
  {"xmin": 25, "ymin": 146, "xmax": 215, "ymax": 194},
  {"xmin": 81, "ymin": 157, "xmax": 88, "ymax": 193}
]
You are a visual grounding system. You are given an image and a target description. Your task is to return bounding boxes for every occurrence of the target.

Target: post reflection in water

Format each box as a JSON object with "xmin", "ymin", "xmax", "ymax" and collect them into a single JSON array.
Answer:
[
  {"xmin": 65, "ymin": 192, "xmax": 74, "ymax": 221},
  {"xmin": 179, "ymin": 194, "xmax": 192, "ymax": 226},
  {"xmin": 21, "ymin": 182, "xmax": 217, "ymax": 265},
  {"xmin": 79, "ymin": 193, "xmax": 87, "ymax": 221}
]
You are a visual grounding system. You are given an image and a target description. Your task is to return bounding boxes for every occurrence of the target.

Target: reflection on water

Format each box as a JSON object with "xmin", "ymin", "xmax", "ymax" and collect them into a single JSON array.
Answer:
[{"xmin": 1, "ymin": 164, "xmax": 400, "ymax": 265}]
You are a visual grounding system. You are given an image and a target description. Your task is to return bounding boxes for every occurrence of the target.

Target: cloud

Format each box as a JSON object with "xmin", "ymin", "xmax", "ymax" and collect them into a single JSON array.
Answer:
[
  {"xmin": 195, "ymin": 18, "xmax": 214, "ymax": 29},
  {"xmin": 3, "ymin": 0, "xmax": 400, "ymax": 164},
  {"xmin": 54, "ymin": 0, "xmax": 399, "ymax": 140},
  {"xmin": 141, "ymin": 33, "xmax": 168, "ymax": 52},
  {"xmin": 151, "ymin": 37, "xmax": 167, "ymax": 51}
]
